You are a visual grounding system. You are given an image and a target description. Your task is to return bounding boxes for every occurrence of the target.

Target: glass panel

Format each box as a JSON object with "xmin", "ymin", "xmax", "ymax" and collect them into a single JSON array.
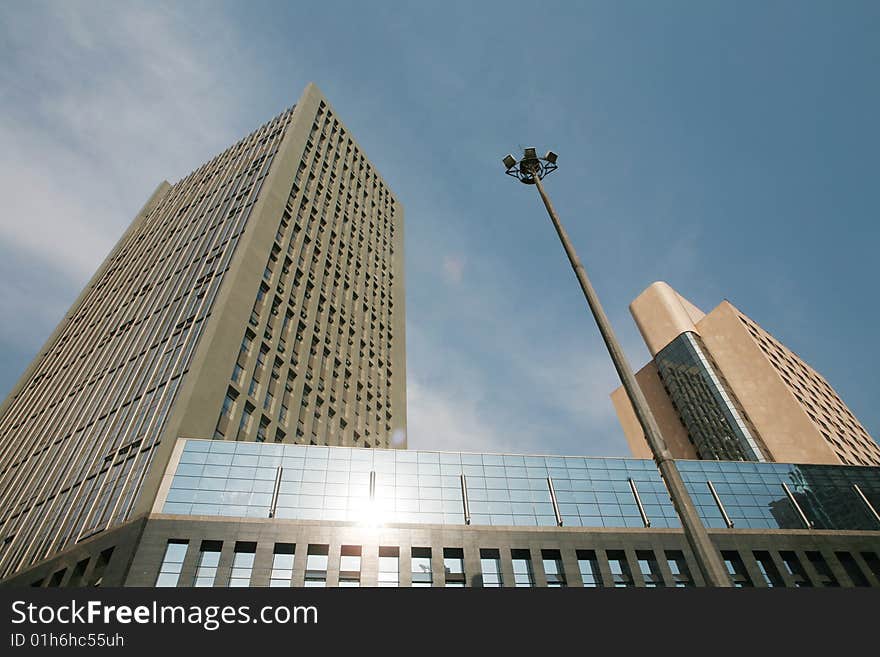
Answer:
[
  {"xmin": 511, "ymin": 549, "xmax": 534, "ymax": 588},
  {"xmin": 156, "ymin": 540, "xmax": 188, "ymax": 587},
  {"xmin": 411, "ymin": 547, "xmax": 432, "ymax": 587}
]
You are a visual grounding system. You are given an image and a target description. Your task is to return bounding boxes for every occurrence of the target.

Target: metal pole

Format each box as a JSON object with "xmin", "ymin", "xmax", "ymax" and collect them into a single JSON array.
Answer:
[{"xmin": 531, "ymin": 173, "xmax": 732, "ymax": 587}]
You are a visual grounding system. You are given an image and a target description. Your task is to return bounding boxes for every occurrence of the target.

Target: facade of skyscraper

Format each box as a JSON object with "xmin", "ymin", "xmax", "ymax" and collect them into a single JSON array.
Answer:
[
  {"xmin": 612, "ymin": 282, "xmax": 880, "ymax": 466},
  {"xmin": 0, "ymin": 83, "xmax": 406, "ymax": 581}
]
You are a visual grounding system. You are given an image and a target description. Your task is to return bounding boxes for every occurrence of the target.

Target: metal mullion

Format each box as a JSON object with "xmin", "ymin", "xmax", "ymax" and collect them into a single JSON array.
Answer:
[
  {"xmin": 706, "ymin": 480, "xmax": 734, "ymax": 528},
  {"xmin": 628, "ymin": 478, "xmax": 651, "ymax": 528},
  {"xmin": 781, "ymin": 482, "xmax": 814, "ymax": 529},
  {"xmin": 853, "ymin": 484, "xmax": 880, "ymax": 526},
  {"xmin": 547, "ymin": 476, "xmax": 563, "ymax": 527}
]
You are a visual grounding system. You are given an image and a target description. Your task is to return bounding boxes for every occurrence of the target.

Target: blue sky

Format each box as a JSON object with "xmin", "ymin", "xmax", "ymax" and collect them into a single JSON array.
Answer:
[{"xmin": 1, "ymin": 1, "xmax": 878, "ymax": 457}]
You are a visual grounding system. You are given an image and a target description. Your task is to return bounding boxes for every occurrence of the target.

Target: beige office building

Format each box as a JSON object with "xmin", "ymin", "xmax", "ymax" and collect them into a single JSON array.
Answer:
[
  {"xmin": 0, "ymin": 83, "xmax": 406, "ymax": 580},
  {"xmin": 612, "ymin": 282, "xmax": 879, "ymax": 467}
]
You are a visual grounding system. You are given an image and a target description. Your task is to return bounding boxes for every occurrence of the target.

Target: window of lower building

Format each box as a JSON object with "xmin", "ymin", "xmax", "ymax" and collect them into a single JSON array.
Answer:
[
  {"xmin": 541, "ymin": 550, "xmax": 566, "ymax": 587},
  {"xmin": 780, "ymin": 551, "xmax": 811, "ymax": 587},
  {"xmin": 721, "ymin": 551, "xmax": 753, "ymax": 588},
  {"xmin": 194, "ymin": 541, "xmax": 222, "ymax": 587},
  {"xmin": 305, "ymin": 545, "xmax": 328, "ymax": 587},
  {"xmin": 229, "ymin": 542, "xmax": 256, "ymax": 587},
  {"xmin": 480, "ymin": 549, "xmax": 502, "ymax": 587},
  {"xmin": 339, "ymin": 545, "xmax": 361, "ymax": 587},
  {"xmin": 607, "ymin": 550, "xmax": 634, "ymax": 588},
  {"xmin": 636, "ymin": 550, "xmax": 664, "ymax": 587},
  {"xmin": 270, "ymin": 544, "xmax": 295, "ymax": 587},
  {"xmin": 806, "ymin": 551, "xmax": 839, "ymax": 587},
  {"xmin": 753, "ymin": 551, "xmax": 784, "ymax": 587},
  {"xmin": 835, "ymin": 552, "xmax": 869, "ymax": 587},
  {"xmin": 378, "ymin": 547, "xmax": 399, "ymax": 587},
  {"xmin": 511, "ymin": 549, "xmax": 534, "ymax": 588},
  {"xmin": 156, "ymin": 540, "xmax": 188, "ymax": 587},
  {"xmin": 67, "ymin": 558, "xmax": 90, "ymax": 588},
  {"xmin": 577, "ymin": 550, "xmax": 603, "ymax": 587},
  {"xmin": 411, "ymin": 547, "xmax": 433, "ymax": 587},
  {"xmin": 47, "ymin": 568, "xmax": 66, "ymax": 587},
  {"xmin": 443, "ymin": 548, "xmax": 466, "ymax": 587},
  {"xmin": 859, "ymin": 551, "xmax": 880, "ymax": 584},
  {"xmin": 89, "ymin": 547, "xmax": 115, "ymax": 587},
  {"xmin": 665, "ymin": 550, "xmax": 692, "ymax": 587}
]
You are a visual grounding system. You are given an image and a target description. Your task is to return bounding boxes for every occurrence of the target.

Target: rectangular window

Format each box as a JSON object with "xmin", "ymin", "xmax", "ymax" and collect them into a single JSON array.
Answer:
[
  {"xmin": 511, "ymin": 549, "xmax": 534, "ymax": 588},
  {"xmin": 270, "ymin": 544, "xmax": 295, "ymax": 587},
  {"xmin": 541, "ymin": 550, "xmax": 566, "ymax": 587},
  {"xmin": 156, "ymin": 540, "xmax": 188, "ymax": 587},
  {"xmin": 194, "ymin": 541, "xmax": 222, "ymax": 587},
  {"xmin": 305, "ymin": 545, "xmax": 328, "ymax": 587},
  {"xmin": 636, "ymin": 550, "xmax": 664, "ymax": 587},
  {"xmin": 665, "ymin": 550, "xmax": 692, "ymax": 588},
  {"xmin": 443, "ymin": 548, "xmax": 466, "ymax": 587},
  {"xmin": 411, "ymin": 547, "xmax": 433, "ymax": 587},
  {"xmin": 577, "ymin": 550, "xmax": 603, "ymax": 587},
  {"xmin": 780, "ymin": 551, "xmax": 811, "ymax": 587},
  {"xmin": 228, "ymin": 542, "xmax": 256, "ymax": 587},
  {"xmin": 753, "ymin": 551, "xmax": 784, "ymax": 587},
  {"xmin": 256, "ymin": 417, "xmax": 269, "ymax": 443},
  {"xmin": 806, "ymin": 551, "xmax": 839, "ymax": 587},
  {"xmin": 221, "ymin": 389, "xmax": 238, "ymax": 417},
  {"xmin": 721, "ymin": 550, "xmax": 753, "ymax": 588},
  {"xmin": 378, "ymin": 547, "xmax": 399, "ymax": 587},
  {"xmin": 339, "ymin": 545, "xmax": 361, "ymax": 587},
  {"xmin": 835, "ymin": 552, "xmax": 869, "ymax": 587},
  {"xmin": 607, "ymin": 550, "xmax": 634, "ymax": 588},
  {"xmin": 479, "ymin": 549, "xmax": 503, "ymax": 588}
]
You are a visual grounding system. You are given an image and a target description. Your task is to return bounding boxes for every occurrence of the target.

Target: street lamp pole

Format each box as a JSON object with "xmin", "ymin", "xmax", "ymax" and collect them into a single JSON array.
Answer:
[{"xmin": 503, "ymin": 148, "xmax": 731, "ymax": 587}]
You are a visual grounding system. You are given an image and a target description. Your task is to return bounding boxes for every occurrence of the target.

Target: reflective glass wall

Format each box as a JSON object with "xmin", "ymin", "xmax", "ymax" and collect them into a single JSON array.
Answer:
[{"xmin": 161, "ymin": 439, "xmax": 880, "ymax": 532}]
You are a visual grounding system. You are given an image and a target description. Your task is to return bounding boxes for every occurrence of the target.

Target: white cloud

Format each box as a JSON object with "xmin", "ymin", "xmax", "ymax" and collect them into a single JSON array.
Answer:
[
  {"xmin": 441, "ymin": 254, "xmax": 465, "ymax": 284},
  {"xmin": 0, "ymin": 2, "xmax": 255, "ymax": 281}
]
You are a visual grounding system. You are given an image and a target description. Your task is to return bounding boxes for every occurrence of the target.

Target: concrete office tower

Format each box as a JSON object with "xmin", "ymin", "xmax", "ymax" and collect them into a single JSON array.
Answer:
[
  {"xmin": 0, "ymin": 83, "xmax": 406, "ymax": 580},
  {"xmin": 612, "ymin": 282, "xmax": 879, "ymax": 466}
]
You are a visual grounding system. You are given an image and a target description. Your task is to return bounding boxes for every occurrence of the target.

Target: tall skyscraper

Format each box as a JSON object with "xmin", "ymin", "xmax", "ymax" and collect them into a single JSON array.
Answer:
[
  {"xmin": 612, "ymin": 282, "xmax": 880, "ymax": 466},
  {"xmin": 0, "ymin": 83, "xmax": 406, "ymax": 580}
]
